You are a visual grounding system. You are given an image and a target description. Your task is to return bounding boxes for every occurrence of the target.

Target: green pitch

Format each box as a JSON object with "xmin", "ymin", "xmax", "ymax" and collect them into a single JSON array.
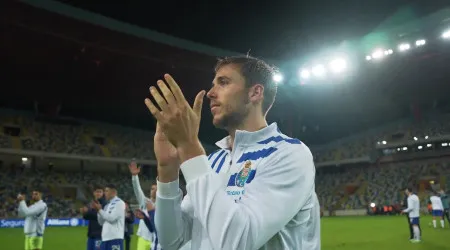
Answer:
[{"xmin": 0, "ymin": 216, "xmax": 448, "ymax": 250}]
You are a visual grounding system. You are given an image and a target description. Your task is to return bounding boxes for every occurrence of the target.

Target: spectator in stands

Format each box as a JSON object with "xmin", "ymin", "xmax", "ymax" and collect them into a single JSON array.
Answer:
[
  {"xmin": 124, "ymin": 202, "xmax": 135, "ymax": 250},
  {"xmin": 80, "ymin": 185, "xmax": 106, "ymax": 250}
]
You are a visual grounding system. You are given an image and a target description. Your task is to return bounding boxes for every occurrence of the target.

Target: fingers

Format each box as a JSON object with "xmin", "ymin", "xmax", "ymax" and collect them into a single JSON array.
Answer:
[
  {"xmin": 145, "ymin": 98, "xmax": 164, "ymax": 121},
  {"xmin": 157, "ymin": 80, "xmax": 177, "ymax": 106},
  {"xmin": 193, "ymin": 90, "xmax": 206, "ymax": 116},
  {"xmin": 149, "ymin": 85, "xmax": 169, "ymax": 112},
  {"xmin": 164, "ymin": 74, "xmax": 187, "ymax": 104}
]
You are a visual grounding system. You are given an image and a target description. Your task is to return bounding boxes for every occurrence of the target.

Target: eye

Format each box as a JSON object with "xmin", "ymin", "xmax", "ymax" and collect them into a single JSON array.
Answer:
[{"xmin": 219, "ymin": 79, "xmax": 228, "ymax": 85}]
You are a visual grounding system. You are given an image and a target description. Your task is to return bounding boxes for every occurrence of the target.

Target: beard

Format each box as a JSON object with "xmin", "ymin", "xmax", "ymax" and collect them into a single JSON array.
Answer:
[{"xmin": 213, "ymin": 96, "xmax": 250, "ymax": 130}]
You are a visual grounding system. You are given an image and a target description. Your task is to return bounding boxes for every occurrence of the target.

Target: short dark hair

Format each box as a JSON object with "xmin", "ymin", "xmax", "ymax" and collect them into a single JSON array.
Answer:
[
  {"xmin": 405, "ymin": 187, "xmax": 413, "ymax": 193},
  {"xmin": 93, "ymin": 185, "xmax": 103, "ymax": 191},
  {"xmin": 214, "ymin": 56, "xmax": 278, "ymax": 115},
  {"xmin": 105, "ymin": 184, "xmax": 117, "ymax": 190}
]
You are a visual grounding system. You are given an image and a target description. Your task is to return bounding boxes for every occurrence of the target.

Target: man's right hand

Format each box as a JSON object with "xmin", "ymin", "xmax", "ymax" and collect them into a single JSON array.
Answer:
[
  {"xmin": 129, "ymin": 160, "xmax": 141, "ymax": 176},
  {"xmin": 154, "ymin": 122, "xmax": 180, "ymax": 182}
]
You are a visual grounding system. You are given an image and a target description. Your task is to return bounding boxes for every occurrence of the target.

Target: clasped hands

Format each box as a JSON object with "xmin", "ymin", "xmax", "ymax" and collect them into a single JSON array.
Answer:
[{"xmin": 144, "ymin": 74, "xmax": 206, "ymax": 176}]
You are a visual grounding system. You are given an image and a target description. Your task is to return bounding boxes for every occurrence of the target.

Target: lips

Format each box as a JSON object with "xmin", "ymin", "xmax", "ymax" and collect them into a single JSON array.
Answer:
[{"xmin": 210, "ymin": 104, "xmax": 220, "ymax": 114}]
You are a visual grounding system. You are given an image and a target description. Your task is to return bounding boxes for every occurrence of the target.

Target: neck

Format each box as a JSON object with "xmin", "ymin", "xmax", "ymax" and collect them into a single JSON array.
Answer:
[{"xmin": 226, "ymin": 111, "xmax": 267, "ymax": 148}]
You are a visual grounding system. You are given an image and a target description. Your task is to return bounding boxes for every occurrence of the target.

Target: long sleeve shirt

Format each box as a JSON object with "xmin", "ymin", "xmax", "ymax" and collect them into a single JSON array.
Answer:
[
  {"xmin": 403, "ymin": 194, "xmax": 420, "ymax": 218},
  {"xmin": 132, "ymin": 175, "xmax": 154, "ymax": 242},
  {"xmin": 155, "ymin": 123, "xmax": 320, "ymax": 250},
  {"xmin": 18, "ymin": 200, "xmax": 48, "ymax": 236},
  {"xmin": 82, "ymin": 197, "xmax": 107, "ymax": 239},
  {"xmin": 98, "ymin": 196, "xmax": 125, "ymax": 241}
]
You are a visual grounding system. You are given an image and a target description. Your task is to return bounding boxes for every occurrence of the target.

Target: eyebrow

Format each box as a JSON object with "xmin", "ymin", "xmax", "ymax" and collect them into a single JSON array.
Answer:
[{"xmin": 212, "ymin": 76, "xmax": 232, "ymax": 85}]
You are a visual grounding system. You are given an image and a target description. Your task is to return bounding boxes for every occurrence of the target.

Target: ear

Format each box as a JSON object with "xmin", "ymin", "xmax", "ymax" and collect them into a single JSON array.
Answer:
[{"xmin": 249, "ymin": 84, "xmax": 264, "ymax": 102}]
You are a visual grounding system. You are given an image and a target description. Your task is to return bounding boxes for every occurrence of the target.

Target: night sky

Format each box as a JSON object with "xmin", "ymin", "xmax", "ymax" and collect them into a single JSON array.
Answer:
[
  {"xmin": 56, "ymin": 0, "xmax": 448, "ymax": 60},
  {"xmin": 2, "ymin": 0, "xmax": 450, "ymax": 145}
]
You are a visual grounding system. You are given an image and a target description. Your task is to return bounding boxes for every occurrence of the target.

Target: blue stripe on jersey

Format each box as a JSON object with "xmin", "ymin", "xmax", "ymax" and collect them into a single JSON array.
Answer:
[
  {"xmin": 211, "ymin": 150, "xmax": 225, "ymax": 170},
  {"xmin": 215, "ymin": 153, "xmax": 227, "ymax": 173},
  {"xmin": 237, "ymin": 147, "xmax": 277, "ymax": 163},
  {"xmin": 227, "ymin": 170, "xmax": 256, "ymax": 186},
  {"xmin": 257, "ymin": 135, "xmax": 301, "ymax": 145},
  {"xmin": 208, "ymin": 149, "xmax": 221, "ymax": 160}
]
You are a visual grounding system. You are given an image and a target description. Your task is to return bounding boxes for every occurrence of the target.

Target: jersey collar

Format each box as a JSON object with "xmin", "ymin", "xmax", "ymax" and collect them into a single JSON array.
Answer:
[{"xmin": 215, "ymin": 122, "xmax": 280, "ymax": 149}]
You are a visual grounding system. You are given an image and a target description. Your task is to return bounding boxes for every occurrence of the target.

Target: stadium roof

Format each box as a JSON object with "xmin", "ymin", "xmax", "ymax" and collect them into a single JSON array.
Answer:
[{"xmin": 2, "ymin": 0, "xmax": 450, "ymax": 146}]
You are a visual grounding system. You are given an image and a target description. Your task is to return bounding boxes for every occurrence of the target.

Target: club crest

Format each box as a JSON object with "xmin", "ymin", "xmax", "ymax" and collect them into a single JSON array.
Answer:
[{"xmin": 235, "ymin": 161, "xmax": 252, "ymax": 187}]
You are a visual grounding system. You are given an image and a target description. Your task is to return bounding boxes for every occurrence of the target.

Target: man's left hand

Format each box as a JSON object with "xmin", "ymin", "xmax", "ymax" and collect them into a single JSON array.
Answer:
[{"xmin": 144, "ymin": 74, "xmax": 206, "ymax": 160}]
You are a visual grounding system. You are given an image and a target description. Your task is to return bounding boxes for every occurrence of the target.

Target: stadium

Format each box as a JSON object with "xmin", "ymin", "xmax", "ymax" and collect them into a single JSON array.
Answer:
[{"xmin": 1, "ymin": 0, "xmax": 450, "ymax": 249}]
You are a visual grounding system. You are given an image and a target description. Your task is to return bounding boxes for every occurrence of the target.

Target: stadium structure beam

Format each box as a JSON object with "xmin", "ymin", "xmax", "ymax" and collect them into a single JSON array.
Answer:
[{"xmin": 18, "ymin": 0, "xmax": 280, "ymax": 66}]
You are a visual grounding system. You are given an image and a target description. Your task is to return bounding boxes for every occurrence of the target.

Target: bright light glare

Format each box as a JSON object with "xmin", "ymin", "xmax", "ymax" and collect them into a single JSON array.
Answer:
[
  {"xmin": 365, "ymin": 55, "xmax": 372, "ymax": 61},
  {"xmin": 370, "ymin": 203, "xmax": 376, "ymax": 208},
  {"xmin": 443, "ymin": 30, "xmax": 450, "ymax": 39},
  {"xmin": 273, "ymin": 73, "xmax": 283, "ymax": 83},
  {"xmin": 372, "ymin": 50, "xmax": 384, "ymax": 59},
  {"xmin": 22, "ymin": 157, "xmax": 28, "ymax": 162},
  {"xmin": 329, "ymin": 58, "xmax": 347, "ymax": 73},
  {"xmin": 300, "ymin": 69, "xmax": 310, "ymax": 79},
  {"xmin": 399, "ymin": 43, "xmax": 410, "ymax": 51},
  {"xmin": 382, "ymin": 140, "xmax": 387, "ymax": 145},
  {"xmin": 415, "ymin": 39, "xmax": 426, "ymax": 46},
  {"xmin": 311, "ymin": 65, "xmax": 326, "ymax": 77}
]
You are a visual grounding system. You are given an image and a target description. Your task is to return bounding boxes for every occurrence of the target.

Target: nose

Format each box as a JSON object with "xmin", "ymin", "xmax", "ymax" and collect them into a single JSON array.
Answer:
[{"xmin": 206, "ymin": 87, "xmax": 215, "ymax": 100}]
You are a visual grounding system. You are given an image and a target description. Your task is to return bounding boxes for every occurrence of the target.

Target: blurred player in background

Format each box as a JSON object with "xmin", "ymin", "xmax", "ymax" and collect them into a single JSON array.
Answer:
[
  {"xmin": 124, "ymin": 202, "xmax": 135, "ymax": 250},
  {"xmin": 17, "ymin": 189, "xmax": 48, "ymax": 250},
  {"xmin": 92, "ymin": 184, "xmax": 125, "ymax": 250},
  {"xmin": 80, "ymin": 185, "xmax": 107, "ymax": 250},
  {"xmin": 402, "ymin": 187, "xmax": 421, "ymax": 243},
  {"xmin": 439, "ymin": 189, "xmax": 450, "ymax": 224},
  {"xmin": 134, "ymin": 202, "xmax": 161, "ymax": 250},
  {"xmin": 430, "ymin": 191, "xmax": 445, "ymax": 229},
  {"xmin": 129, "ymin": 160, "xmax": 157, "ymax": 250}
]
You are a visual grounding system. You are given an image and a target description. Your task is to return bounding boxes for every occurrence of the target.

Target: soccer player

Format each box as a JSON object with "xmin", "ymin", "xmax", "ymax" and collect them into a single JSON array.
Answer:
[
  {"xmin": 17, "ymin": 189, "xmax": 48, "ymax": 250},
  {"xmin": 128, "ymin": 161, "xmax": 158, "ymax": 250},
  {"xmin": 92, "ymin": 184, "xmax": 125, "ymax": 250},
  {"xmin": 439, "ymin": 189, "xmax": 450, "ymax": 224},
  {"xmin": 402, "ymin": 187, "xmax": 421, "ymax": 243},
  {"xmin": 80, "ymin": 185, "xmax": 107, "ymax": 250},
  {"xmin": 144, "ymin": 56, "xmax": 320, "ymax": 249},
  {"xmin": 430, "ymin": 192, "xmax": 444, "ymax": 228}
]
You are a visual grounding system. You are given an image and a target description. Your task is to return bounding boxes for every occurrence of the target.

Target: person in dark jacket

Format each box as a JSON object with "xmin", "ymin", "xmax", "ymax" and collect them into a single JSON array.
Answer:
[
  {"xmin": 124, "ymin": 202, "xmax": 135, "ymax": 250},
  {"xmin": 80, "ymin": 185, "xmax": 107, "ymax": 250},
  {"xmin": 403, "ymin": 193, "xmax": 422, "ymax": 240}
]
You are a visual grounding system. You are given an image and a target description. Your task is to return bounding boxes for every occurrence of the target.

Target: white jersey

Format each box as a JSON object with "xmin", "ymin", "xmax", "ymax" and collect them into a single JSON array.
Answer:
[
  {"xmin": 155, "ymin": 123, "xmax": 320, "ymax": 250},
  {"xmin": 98, "ymin": 196, "xmax": 125, "ymax": 241},
  {"xmin": 430, "ymin": 195, "xmax": 444, "ymax": 210},
  {"xmin": 403, "ymin": 194, "xmax": 420, "ymax": 218},
  {"xmin": 131, "ymin": 175, "xmax": 157, "ymax": 243},
  {"xmin": 18, "ymin": 200, "xmax": 48, "ymax": 237}
]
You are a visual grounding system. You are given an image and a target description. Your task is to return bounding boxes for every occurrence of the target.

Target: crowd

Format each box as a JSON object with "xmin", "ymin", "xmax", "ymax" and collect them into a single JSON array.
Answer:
[{"xmin": 1, "ymin": 111, "xmax": 450, "ymax": 218}]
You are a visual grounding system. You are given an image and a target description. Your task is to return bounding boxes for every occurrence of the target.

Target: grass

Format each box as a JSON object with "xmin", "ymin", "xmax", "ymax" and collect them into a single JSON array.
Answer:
[{"xmin": 0, "ymin": 216, "xmax": 448, "ymax": 250}]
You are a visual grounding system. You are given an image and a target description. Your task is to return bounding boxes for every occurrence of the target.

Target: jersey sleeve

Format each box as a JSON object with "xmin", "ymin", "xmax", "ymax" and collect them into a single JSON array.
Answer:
[
  {"xmin": 403, "ymin": 197, "xmax": 413, "ymax": 213},
  {"xmin": 18, "ymin": 201, "xmax": 47, "ymax": 217},
  {"xmin": 155, "ymin": 179, "xmax": 194, "ymax": 250},
  {"xmin": 179, "ymin": 143, "xmax": 316, "ymax": 250},
  {"xmin": 99, "ymin": 200, "xmax": 125, "ymax": 223},
  {"xmin": 132, "ymin": 175, "xmax": 151, "ymax": 207}
]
